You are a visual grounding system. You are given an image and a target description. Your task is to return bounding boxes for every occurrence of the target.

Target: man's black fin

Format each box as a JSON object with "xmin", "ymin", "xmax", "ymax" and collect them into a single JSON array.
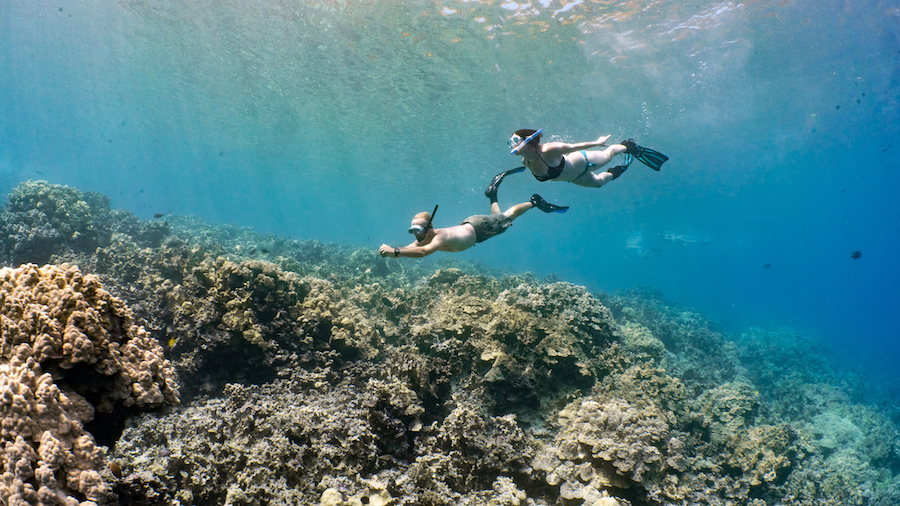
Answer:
[
  {"xmin": 485, "ymin": 166, "xmax": 526, "ymax": 202},
  {"xmin": 530, "ymin": 194, "xmax": 568, "ymax": 213}
]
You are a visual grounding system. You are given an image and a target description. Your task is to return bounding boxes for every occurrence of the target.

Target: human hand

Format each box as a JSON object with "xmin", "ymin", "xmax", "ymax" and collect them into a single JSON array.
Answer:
[
  {"xmin": 597, "ymin": 134, "xmax": 611, "ymax": 146},
  {"xmin": 378, "ymin": 244, "xmax": 394, "ymax": 257}
]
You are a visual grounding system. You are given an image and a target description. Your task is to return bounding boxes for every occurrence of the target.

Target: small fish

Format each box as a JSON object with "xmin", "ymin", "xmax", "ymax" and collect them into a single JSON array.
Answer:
[
  {"xmin": 260, "ymin": 248, "xmax": 269, "ymax": 254},
  {"xmin": 762, "ymin": 263, "xmax": 771, "ymax": 269},
  {"xmin": 109, "ymin": 461, "xmax": 122, "ymax": 478},
  {"xmin": 168, "ymin": 337, "xmax": 176, "ymax": 347},
  {"xmin": 154, "ymin": 213, "xmax": 165, "ymax": 219},
  {"xmin": 850, "ymin": 251, "xmax": 861, "ymax": 260}
]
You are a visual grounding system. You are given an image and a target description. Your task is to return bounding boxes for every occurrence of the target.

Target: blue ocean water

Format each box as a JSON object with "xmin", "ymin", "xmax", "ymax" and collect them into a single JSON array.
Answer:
[{"xmin": 2, "ymin": 1, "xmax": 898, "ymax": 380}]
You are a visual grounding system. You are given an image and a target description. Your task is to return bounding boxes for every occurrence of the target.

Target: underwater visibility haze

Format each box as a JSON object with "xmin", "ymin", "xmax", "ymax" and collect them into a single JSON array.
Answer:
[
  {"xmin": 5, "ymin": 0, "xmax": 896, "ymax": 377},
  {"xmin": 1, "ymin": 0, "xmax": 900, "ymax": 503}
]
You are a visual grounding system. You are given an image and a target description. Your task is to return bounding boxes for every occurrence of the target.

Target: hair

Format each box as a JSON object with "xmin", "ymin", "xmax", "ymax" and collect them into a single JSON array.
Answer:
[
  {"xmin": 514, "ymin": 128, "xmax": 542, "ymax": 146},
  {"xmin": 412, "ymin": 211, "xmax": 432, "ymax": 223}
]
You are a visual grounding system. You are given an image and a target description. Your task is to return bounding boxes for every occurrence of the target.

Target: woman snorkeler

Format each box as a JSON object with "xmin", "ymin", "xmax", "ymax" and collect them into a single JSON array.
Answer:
[{"xmin": 504, "ymin": 128, "xmax": 668, "ymax": 188}]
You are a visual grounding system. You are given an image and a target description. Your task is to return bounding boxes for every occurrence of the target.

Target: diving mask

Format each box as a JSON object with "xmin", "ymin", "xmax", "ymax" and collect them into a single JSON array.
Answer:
[
  {"xmin": 408, "ymin": 224, "xmax": 430, "ymax": 242},
  {"xmin": 409, "ymin": 204, "xmax": 439, "ymax": 242},
  {"xmin": 508, "ymin": 128, "xmax": 543, "ymax": 155}
]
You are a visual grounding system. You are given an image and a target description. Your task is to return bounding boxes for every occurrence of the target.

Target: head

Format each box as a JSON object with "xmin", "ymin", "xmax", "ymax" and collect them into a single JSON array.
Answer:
[
  {"xmin": 409, "ymin": 208, "xmax": 436, "ymax": 242},
  {"xmin": 508, "ymin": 128, "xmax": 543, "ymax": 155}
]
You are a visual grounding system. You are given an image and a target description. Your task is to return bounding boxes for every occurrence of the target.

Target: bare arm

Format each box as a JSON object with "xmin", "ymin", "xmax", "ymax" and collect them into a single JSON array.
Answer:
[
  {"xmin": 542, "ymin": 135, "xmax": 611, "ymax": 156},
  {"xmin": 378, "ymin": 239, "xmax": 442, "ymax": 258}
]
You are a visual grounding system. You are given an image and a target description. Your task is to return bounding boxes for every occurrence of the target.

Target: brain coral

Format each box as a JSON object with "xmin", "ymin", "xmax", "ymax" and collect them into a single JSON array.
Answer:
[{"xmin": 0, "ymin": 263, "xmax": 179, "ymax": 505}]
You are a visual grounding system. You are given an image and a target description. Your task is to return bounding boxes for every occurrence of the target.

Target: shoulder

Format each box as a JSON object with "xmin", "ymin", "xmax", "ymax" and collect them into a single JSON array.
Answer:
[{"xmin": 541, "ymin": 141, "xmax": 573, "ymax": 153}]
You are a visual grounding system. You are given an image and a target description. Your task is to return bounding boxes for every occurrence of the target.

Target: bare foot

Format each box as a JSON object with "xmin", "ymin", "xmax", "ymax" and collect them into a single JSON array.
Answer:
[{"xmin": 597, "ymin": 134, "xmax": 611, "ymax": 146}]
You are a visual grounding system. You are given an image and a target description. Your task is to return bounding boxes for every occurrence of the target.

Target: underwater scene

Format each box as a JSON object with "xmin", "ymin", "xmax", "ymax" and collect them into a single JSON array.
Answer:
[{"xmin": 2, "ymin": 0, "xmax": 899, "ymax": 505}]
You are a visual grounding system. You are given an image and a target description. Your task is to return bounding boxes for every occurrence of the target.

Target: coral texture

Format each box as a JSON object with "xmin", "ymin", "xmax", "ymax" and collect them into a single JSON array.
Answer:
[
  {"xmin": 2, "ymin": 182, "xmax": 898, "ymax": 505},
  {"xmin": 0, "ymin": 181, "xmax": 112, "ymax": 266},
  {"xmin": 0, "ymin": 263, "xmax": 179, "ymax": 505},
  {"xmin": 533, "ymin": 397, "xmax": 670, "ymax": 502},
  {"xmin": 114, "ymin": 373, "xmax": 535, "ymax": 506}
]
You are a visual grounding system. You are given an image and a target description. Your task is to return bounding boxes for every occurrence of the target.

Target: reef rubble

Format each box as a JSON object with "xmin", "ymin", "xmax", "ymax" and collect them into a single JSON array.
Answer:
[{"xmin": 0, "ymin": 181, "xmax": 898, "ymax": 506}]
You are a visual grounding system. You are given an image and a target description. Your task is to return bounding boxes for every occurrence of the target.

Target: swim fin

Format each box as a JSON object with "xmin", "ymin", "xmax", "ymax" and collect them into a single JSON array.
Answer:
[
  {"xmin": 607, "ymin": 153, "xmax": 633, "ymax": 179},
  {"xmin": 485, "ymin": 166, "xmax": 525, "ymax": 203},
  {"xmin": 620, "ymin": 139, "xmax": 669, "ymax": 171},
  {"xmin": 531, "ymin": 194, "xmax": 568, "ymax": 213}
]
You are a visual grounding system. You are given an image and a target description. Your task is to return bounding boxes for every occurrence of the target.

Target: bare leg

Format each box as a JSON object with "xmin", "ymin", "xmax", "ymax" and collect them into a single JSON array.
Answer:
[
  {"xmin": 570, "ymin": 170, "xmax": 615, "ymax": 188},
  {"xmin": 502, "ymin": 202, "xmax": 533, "ymax": 220},
  {"xmin": 569, "ymin": 144, "xmax": 630, "ymax": 188},
  {"xmin": 583, "ymin": 144, "xmax": 628, "ymax": 167},
  {"xmin": 490, "ymin": 202, "xmax": 501, "ymax": 214}
]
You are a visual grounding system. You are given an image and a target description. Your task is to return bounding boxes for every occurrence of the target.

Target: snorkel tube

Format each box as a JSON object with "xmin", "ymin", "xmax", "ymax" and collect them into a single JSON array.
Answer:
[
  {"xmin": 509, "ymin": 128, "xmax": 543, "ymax": 155},
  {"xmin": 427, "ymin": 204, "xmax": 438, "ymax": 228}
]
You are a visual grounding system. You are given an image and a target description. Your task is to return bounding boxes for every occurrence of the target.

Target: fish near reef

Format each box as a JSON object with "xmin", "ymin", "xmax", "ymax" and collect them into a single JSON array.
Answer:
[
  {"xmin": 109, "ymin": 461, "xmax": 122, "ymax": 478},
  {"xmin": 851, "ymin": 251, "xmax": 861, "ymax": 260},
  {"xmin": 154, "ymin": 213, "xmax": 165, "ymax": 219}
]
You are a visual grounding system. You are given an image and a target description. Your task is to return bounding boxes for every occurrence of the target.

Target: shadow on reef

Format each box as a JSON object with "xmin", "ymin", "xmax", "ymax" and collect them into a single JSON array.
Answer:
[{"xmin": 2, "ymin": 180, "xmax": 900, "ymax": 506}]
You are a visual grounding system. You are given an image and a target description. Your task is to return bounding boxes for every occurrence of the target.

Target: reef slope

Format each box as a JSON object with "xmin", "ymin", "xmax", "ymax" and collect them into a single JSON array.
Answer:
[{"xmin": 1, "ymin": 181, "xmax": 898, "ymax": 506}]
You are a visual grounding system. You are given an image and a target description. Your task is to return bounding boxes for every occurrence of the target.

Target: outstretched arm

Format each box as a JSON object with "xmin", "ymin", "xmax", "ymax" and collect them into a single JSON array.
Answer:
[
  {"xmin": 542, "ymin": 135, "xmax": 612, "ymax": 156},
  {"xmin": 378, "ymin": 240, "xmax": 441, "ymax": 258}
]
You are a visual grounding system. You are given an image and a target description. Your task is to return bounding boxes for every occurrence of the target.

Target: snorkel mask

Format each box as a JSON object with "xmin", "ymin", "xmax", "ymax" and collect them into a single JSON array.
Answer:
[
  {"xmin": 409, "ymin": 205, "xmax": 439, "ymax": 242},
  {"xmin": 508, "ymin": 128, "xmax": 543, "ymax": 155}
]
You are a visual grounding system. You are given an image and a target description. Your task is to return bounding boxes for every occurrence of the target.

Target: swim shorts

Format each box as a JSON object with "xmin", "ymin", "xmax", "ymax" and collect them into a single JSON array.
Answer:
[{"xmin": 461, "ymin": 213, "xmax": 513, "ymax": 243}]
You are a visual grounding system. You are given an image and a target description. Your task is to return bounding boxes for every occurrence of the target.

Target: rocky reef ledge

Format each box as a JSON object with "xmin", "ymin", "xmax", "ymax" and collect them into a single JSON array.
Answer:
[{"xmin": 0, "ymin": 180, "xmax": 898, "ymax": 506}]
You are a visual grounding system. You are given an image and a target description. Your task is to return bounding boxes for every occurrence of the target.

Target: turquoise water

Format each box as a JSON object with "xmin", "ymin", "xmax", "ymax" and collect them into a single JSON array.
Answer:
[{"xmin": 2, "ymin": 1, "xmax": 898, "ymax": 378}]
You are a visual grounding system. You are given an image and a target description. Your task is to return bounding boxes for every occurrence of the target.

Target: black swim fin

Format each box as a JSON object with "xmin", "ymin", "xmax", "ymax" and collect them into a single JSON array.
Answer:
[
  {"xmin": 485, "ymin": 166, "xmax": 525, "ymax": 202},
  {"xmin": 531, "ymin": 194, "xmax": 568, "ymax": 213},
  {"xmin": 607, "ymin": 153, "xmax": 634, "ymax": 179},
  {"xmin": 621, "ymin": 139, "xmax": 669, "ymax": 171}
]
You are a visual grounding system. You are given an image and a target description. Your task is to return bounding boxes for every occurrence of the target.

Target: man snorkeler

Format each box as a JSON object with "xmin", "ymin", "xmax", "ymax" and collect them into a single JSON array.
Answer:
[{"xmin": 378, "ymin": 169, "xmax": 567, "ymax": 258}]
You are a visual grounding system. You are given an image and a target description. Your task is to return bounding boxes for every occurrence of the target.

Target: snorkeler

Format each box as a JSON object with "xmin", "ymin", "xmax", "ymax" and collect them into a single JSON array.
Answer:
[
  {"xmin": 503, "ymin": 128, "xmax": 669, "ymax": 188},
  {"xmin": 378, "ymin": 169, "xmax": 567, "ymax": 258}
]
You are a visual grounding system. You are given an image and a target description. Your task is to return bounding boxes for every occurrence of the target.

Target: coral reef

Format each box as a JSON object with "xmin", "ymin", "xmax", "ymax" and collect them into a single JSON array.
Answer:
[
  {"xmin": 0, "ymin": 181, "xmax": 112, "ymax": 265},
  {"xmin": 113, "ymin": 373, "xmax": 536, "ymax": 506},
  {"xmin": 533, "ymin": 397, "xmax": 670, "ymax": 501},
  {"xmin": 599, "ymin": 288, "xmax": 743, "ymax": 395},
  {"xmin": 0, "ymin": 181, "xmax": 898, "ymax": 505},
  {"xmin": 0, "ymin": 361, "xmax": 111, "ymax": 505},
  {"xmin": 0, "ymin": 263, "xmax": 179, "ymax": 505},
  {"xmin": 405, "ymin": 273, "xmax": 619, "ymax": 413}
]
